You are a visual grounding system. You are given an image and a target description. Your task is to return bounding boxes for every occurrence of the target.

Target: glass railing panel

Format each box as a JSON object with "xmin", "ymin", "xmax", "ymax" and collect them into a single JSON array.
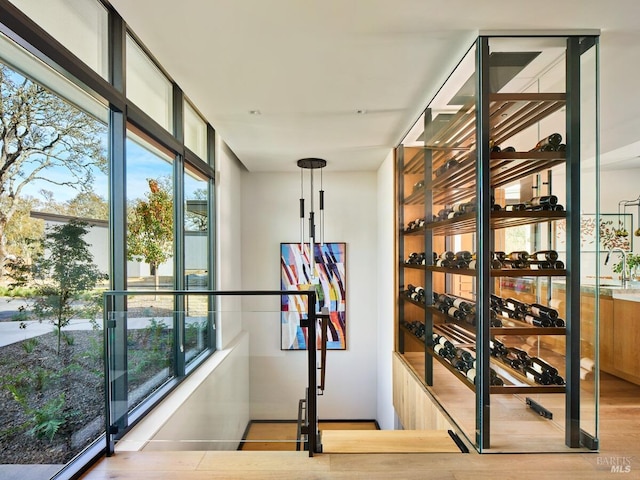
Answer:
[{"xmin": 105, "ymin": 291, "xmax": 320, "ymax": 455}]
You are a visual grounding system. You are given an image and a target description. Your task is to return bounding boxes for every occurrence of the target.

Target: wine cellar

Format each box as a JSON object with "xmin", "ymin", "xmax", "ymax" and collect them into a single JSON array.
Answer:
[{"xmin": 395, "ymin": 33, "xmax": 600, "ymax": 452}]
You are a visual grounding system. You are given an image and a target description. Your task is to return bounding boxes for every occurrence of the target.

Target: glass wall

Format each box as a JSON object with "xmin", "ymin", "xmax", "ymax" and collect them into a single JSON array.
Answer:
[
  {"xmin": 184, "ymin": 165, "xmax": 210, "ymax": 363},
  {"xmin": 126, "ymin": 34, "xmax": 173, "ymax": 132},
  {"xmin": 184, "ymin": 99, "xmax": 208, "ymax": 160},
  {"xmin": 0, "ymin": 1, "xmax": 217, "ymax": 476},
  {"xmin": 0, "ymin": 30, "xmax": 109, "ymax": 467},
  {"xmin": 8, "ymin": 0, "xmax": 109, "ymax": 79}
]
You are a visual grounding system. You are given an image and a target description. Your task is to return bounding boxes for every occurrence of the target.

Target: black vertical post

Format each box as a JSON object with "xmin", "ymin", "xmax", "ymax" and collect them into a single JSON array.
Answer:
[
  {"xmin": 396, "ymin": 146, "xmax": 406, "ymax": 354},
  {"xmin": 475, "ymin": 36, "xmax": 491, "ymax": 451},
  {"xmin": 106, "ymin": 9, "xmax": 127, "ymax": 455},
  {"xmin": 173, "ymin": 86, "xmax": 186, "ymax": 377},
  {"xmin": 565, "ymin": 36, "xmax": 581, "ymax": 448},
  {"xmin": 423, "ymin": 109, "xmax": 434, "ymax": 386},
  {"xmin": 307, "ymin": 291, "xmax": 318, "ymax": 456}
]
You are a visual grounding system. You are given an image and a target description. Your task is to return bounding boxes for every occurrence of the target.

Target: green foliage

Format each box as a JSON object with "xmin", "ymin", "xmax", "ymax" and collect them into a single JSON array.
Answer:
[
  {"xmin": 127, "ymin": 318, "xmax": 172, "ymax": 384},
  {"xmin": 0, "ymin": 285, "xmax": 35, "ymax": 297},
  {"xmin": 61, "ymin": 332, "xmax": 75, "ymax": 346},
  {"xmin": 21, "ymin": 337, "xmax": 39, "ymax": 354},
  {"xmin": 6, "ymin": 220, "xmax": 108, "ymax": 354},
  {"xmin": 127, "ymin": 178, "xmax": 173, "ymax": 275},
  {"xmin": 28, "ymin": 393, "xmax": 69, "ymax": 441},
  {"xmin": 613, "ymin": 253, "xmax": 640, "ymax": 276},
  {"xmin": 0, "ymin": 63, "xmax": 107, "ymax": 276}
]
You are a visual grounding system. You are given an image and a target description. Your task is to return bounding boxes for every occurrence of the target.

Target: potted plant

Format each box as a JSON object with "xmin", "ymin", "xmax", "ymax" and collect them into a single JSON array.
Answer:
[{"xmin": 613, "ymin": 252, "xmax": 640, "ymax": 282}]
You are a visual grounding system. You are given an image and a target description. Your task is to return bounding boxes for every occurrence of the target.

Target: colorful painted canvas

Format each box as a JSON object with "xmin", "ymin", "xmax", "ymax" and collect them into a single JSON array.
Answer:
[{"xmin": 280, "ymin": 242, "xmax": 346, "ymax": 350}]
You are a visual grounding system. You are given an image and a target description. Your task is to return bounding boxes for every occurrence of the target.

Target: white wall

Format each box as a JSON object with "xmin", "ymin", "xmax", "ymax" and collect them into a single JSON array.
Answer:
[
  {"xmin": 216, "ymin": 140, "xmax": 245, "ymax": 348},
  {"xmin": 376, "ymin": 151, "xmax": 396, "ymax": 430},
  {"xmin": 240, "ymin": 170, "xmax": 379, "ymax": 420}
]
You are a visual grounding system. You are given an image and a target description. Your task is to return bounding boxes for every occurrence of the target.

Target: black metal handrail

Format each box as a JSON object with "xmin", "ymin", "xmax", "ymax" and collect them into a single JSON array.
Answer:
[{"xmin": 103, "ymin": 289, "xmax": 319, "ymax": 456}]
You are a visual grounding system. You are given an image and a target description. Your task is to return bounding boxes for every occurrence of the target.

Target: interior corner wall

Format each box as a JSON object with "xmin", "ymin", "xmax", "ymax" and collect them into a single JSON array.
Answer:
[
  {"xmin": 216, "ymin": 140, "xmax": 245, "ymax": 348},
  {"xmin": 376, "ymin": 150, "xmax": 396, "ymax": 430},
  {"xmin": 240, "ymin": 170, "xmax": 379, "ymax": 420}
]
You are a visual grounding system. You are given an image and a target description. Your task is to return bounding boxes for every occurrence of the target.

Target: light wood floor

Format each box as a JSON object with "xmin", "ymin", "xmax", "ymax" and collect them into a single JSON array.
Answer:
[
  {"xmin": 81, "ymin": 372, "xmax": 640, "ymax": 479},
  {"xmin": 241, "ymin": 421, "xmax": 378, "ymax": 451}
]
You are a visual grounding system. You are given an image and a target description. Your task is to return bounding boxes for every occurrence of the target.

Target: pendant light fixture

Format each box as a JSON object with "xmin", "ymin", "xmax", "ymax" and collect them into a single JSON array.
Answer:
[{"xmin": 297, "ymin": 158, "xmax": 326, "ymax": 276}]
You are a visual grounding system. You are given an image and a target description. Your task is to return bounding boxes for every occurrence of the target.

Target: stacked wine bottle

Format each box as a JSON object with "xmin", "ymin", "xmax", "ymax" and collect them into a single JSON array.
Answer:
[
  {"xmin": 490, "ymin": 338, "xmax": 565, "ymax": 385},
  {"xmin": 435, "ymin": 250, "xmax": 474, "ymax": 268},
  {"xmin": 404, "ymin": 217, "xmax": 425, "ymax": 232},
  {"xmin": 490, "ymin": 250, "xmax": 564, "ymax": 270},
  {"xmin": 404, "ymin": 251, "xmax": 427, "ymax": 265},
  {"xmin": 490, "ymin": 293, "xmax": 565, "ymax": 328},
  {"xmin": 500, "ymin": 195, "xmax": 565, "ymax": 212},
  {"xmin": 432, "ymin": 333, "xmax": 504, "ymax": 385},
  {"xmin": 405, "ymin": 284, "xmax": 427, "ymax": 304},
  {"xmin": 400, "ymin": 320, "xmax": 426, "ymax": 341},
  {"xmin": 432, "ymin": 291, "xmax": 476, "ymax": 326}
]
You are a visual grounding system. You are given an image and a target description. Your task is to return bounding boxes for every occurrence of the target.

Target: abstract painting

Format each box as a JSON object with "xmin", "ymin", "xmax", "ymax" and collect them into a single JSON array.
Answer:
[{"xmin": 280, "ymin": 242, "xmax": 346, "ymax": 350}]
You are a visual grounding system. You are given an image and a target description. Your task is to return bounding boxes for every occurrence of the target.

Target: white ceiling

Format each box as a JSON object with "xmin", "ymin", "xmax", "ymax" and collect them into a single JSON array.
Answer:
[{"xmin": 108, "ymin": 0, "xmax": 640, "ymax": 173}]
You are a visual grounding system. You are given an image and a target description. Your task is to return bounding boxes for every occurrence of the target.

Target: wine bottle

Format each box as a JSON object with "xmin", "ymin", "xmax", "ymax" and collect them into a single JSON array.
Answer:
[
  {"xmin": 503, "ymin": 146, "xmax": 516, "ymax": 152},
  {"xmin": 493, "ymin": 251, "xmax": 506, "ymax": 262},
  {"xmin": 553, "ymin": 318, "xmax": 566, "ymax": 327},
  {"xmin": 507, "ymin": 251, "xmax": 529, "ymax": 261},
  {"xmin": 452, "ymin": 296, "xmax": 474, "ymax": 313},
  {"xmin": 522, "ymin": 313, "xmax": 553, "ymax": 328},
  {"xmin": 490, "ymin": 294, "xmax": 504, "ymax": 309},
  {"xmin": 529, "ymin": 195, "xmax": 558, "ymax": 207},
  {"xmin": 508, "ymin": 347, "xmax": 532, "ymax": 365},
  {"xmin": 505, "ymin": 203, "xmax": 527, "ymax": 211},
  {"xmin": 439, "ymin": 251, "xmax": 455, "ymax": 261},
  {"xmin": 437, "ymin": 294, "xmax": 453, "ymax": 307},
  {"xmin": 489, "ymin": 338, "xmax": 508, "ymax": 357},
  {"xmin": 524, "ymin": 366, "xmax": 551, "ymax": 385},
  {"xmin": 530, "ymin": 303, "xmax": 559, "ymax": 319},
  {"xmin": 501, "ymin": 350, "xmax": 523, "ymax": 370},
  {"xmin": 505, "ymin": 297, "xmax": 528, "ymax": 315},
  {"xmin": 529, "ymin": 261, "xmax": 553, "ymax": 270},
  {"xmin": 436, "ymin": 258, "xmax": 453, "ymax": 268},
  {"xmin": 530, "ymin": 357, "xmax": 558, "ymax": 377},
  {"xmin": 455, "ymin": 251, "xmax": 473, "ymax": 262},
  {"xmin": 530, "ymin": 250, "xmax": 559, "ymax": 262},
  {"xmin": 502, "ymin": 259, "xmax": 528, "ymax": 268},
  {"xmin": 434, "ymin": 158, "xmax": 459, "ymax": 177},
  {"xmin": 490, "ymin": 369, "xmax": 504, "ymax": 386},
  {"xmin": 533, "ymin": 133, "xmax": 562, "ymax": 151},
  {"xmin": 447, "ymin": 306, "xmax": 465, "ymax": 321},
  {"xmin": 466, "ymin": 368, "xmax": 476, "ymax": 383}
]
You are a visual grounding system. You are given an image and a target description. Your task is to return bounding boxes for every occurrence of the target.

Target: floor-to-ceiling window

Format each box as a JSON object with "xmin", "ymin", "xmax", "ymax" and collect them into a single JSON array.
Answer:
[
  {"xmin": 0, "ymin": 0, "xmax": 217, "ymax": 476},
  {"xmin": 0, "ymin": 28, "xmax": 110, "ymax": 468}
]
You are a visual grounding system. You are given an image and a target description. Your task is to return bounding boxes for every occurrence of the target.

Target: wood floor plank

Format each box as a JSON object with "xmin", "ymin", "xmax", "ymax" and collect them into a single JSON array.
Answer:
[
  {"xmin": 81, "ymin": 372, "xmax": 640, "ymax": 479},
  {"xmin": 322, "ymin": 430, "xmax": 460, "ymax": 453}
]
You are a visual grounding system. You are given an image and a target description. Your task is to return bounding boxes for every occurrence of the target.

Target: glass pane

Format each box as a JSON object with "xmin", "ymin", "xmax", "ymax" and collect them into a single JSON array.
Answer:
[
  {"xmin": 125, "ymin": 298, "xmax": 175, "ymax": 409},
  {"xmin": 126, "ymin": 129, "xmax": 175, "ymax": 290},
  {"xmin": 184, "ymin": 166, "xmax": 210, "ymax": 363},
  {"xmin": 184, "ymin": 100, "xmax": 208, "ymax": 160},
  {"xmin": 580, "ymin": 38, "xmax": 599, "ymax": 445},
  {"xmin": 126, "ymin": 35, "xmax": 173, "ymax": 132},
  {"xmin": 0, "ymin": 43, "xmax": 109, "ymax": 471},
  {"xmin": 112, "ymin": 296, "xmax": 309, "ymax": 452},
  {"xmin": 9, "ymin": 0, "xmax": 108, "ymax": 79},
  {"xmin": 488, "ymin": 36, "xmax": 569, "ymax": 452}
]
